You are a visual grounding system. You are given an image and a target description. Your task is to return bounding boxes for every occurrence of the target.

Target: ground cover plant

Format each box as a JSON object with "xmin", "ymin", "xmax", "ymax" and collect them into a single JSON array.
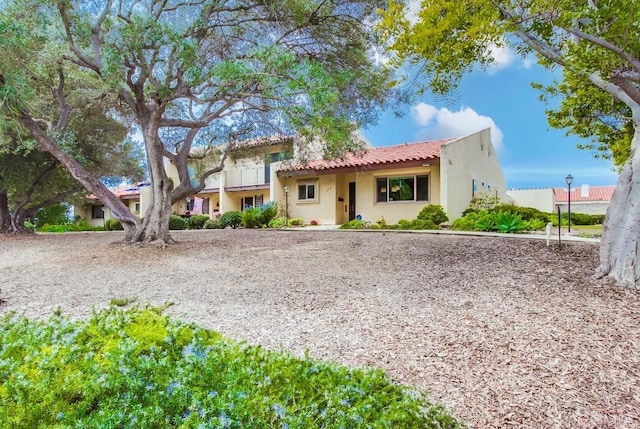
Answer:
[{"xmin": 0, "ymin": 307, "xmax": 461, "ymax": 428}]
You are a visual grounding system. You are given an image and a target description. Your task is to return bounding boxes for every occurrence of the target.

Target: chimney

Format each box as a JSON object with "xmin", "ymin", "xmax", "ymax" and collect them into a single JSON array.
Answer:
[{"xmin": 581, "ymin": 184, "xmax": 589, "ymax": 197}]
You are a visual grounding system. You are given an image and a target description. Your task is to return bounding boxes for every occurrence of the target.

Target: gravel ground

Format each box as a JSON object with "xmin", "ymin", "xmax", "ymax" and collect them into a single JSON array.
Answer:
[{"xmin": 1, "ymin": 229, "xmax": 639, "ymax": 428}]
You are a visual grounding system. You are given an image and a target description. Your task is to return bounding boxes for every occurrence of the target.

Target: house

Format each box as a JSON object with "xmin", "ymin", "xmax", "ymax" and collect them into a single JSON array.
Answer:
[
  {"xmin": 507, "ymin": 184, "xmax": 615, "ymax": 216},
  {"xmin": 75, "ymin": 182, "xmax": 148, "ymax": 227},
  {"xmin": 274, "ymin": 128, "xmax": 505, "ymax": 224},
  {"xmin": 76, "ymin": 128, "xmax": 506, "ymax": 225}
]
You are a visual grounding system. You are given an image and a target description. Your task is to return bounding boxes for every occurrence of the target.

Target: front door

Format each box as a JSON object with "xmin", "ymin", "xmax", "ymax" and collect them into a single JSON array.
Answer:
[{"xmin": 348, "ymin": 182, "xmax": 356, "ymax": 221}]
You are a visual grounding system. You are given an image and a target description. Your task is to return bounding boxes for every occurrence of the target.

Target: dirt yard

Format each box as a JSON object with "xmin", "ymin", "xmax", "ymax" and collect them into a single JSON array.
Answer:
[{"xmin": 1, "ymin": 229, "xmax": 639, "ymax": 428}]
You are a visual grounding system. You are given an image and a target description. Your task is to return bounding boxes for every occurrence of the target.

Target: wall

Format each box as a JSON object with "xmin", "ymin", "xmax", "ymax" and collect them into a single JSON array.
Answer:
[
  {"xmin": 284, "ymin": 174, "xmax": 337, "ymax": 224},
  {"xmin": 440, "ymin": 128, "xmax": 506, "ymax": 220},
  {"xmin": 506, "ymin": 188, "xmax": 555, "ymax": 212},
  {"xmin": 555, "ymin": 202, "xmax": 608, "ymax": 216}
]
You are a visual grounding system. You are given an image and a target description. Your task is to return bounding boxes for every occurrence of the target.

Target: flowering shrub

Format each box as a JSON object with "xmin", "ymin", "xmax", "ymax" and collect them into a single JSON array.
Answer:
[{"xmin": 0, "ymin": 307, "xmax": 462, "ymax": 428}]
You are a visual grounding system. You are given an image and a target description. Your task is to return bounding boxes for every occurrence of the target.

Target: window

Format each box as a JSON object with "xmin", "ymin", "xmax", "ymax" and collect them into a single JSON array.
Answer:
[
  {"xmin": 91, "ymin": 205, "xmax": 104, "ymax": 219},
  {"xmin": 134, "ymin": 203, "xmax": 140, "ymax": 214},
  {"xmin": 297, "ymin": 182, "xmax": 317, "ymax": 202},
  {"xmin": 376, "ymin": 175, "xmax": 428, "ymax": 203}
]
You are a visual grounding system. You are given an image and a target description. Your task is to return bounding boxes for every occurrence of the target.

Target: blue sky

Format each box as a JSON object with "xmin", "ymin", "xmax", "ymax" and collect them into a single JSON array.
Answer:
[{"xmin": 360, "ymin": 51, "xmax": 620, "ymax": 190}]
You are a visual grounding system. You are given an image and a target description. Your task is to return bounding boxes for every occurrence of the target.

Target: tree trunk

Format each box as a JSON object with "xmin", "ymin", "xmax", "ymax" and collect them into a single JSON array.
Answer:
[
  {"xmin": 0, "ymin": 191, "xmax": 12, "ymax": 233},
  {"xmin": 18, "ymin": 113, "xmax": 140, "ymax": 240},
  {"xmin": 130, "ymin": 124, "xmax": 175, "ymax": 246},
  {"xmin": 596, "ymin": 128, "xmax": 640, "ymax": 289}
]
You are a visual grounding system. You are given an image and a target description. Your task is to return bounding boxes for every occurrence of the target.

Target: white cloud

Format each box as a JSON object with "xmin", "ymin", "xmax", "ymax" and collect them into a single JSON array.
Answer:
[
  {"xmin": 485, "ymin": 43, "xmax": 517, "ymax": 74},
  {"xmin": 410, "ymin": 102, "xmax": 504, "ymax": 152}
]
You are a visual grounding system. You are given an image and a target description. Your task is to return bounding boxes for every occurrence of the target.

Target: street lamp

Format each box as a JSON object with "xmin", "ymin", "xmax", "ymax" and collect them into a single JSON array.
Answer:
[
  {"xmin": 565, "ymin": 174, "xmax": 573, "ymax": 233},
  {"xmin": 284, "ymin": 186, "xmax": 290, "ymax": 227}
]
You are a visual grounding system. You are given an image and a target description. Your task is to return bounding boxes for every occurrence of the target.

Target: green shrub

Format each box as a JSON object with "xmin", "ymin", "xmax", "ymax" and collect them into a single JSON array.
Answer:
[
  {"xmin": 218, "ymin": 211, "xmax": 242, "ymax": 229},
  {"xmin": 241, "ymin": 207, "xmax": 262, "ymax": 228},
  {"xmin": 410, "ymin": 219, "xmax": 438, "ymax": 230},
  {"xmin": 267, "ymin": 216, "xmax": 287, "ymax": 228},
  {"xmin": 340, "ymin": 219, "xmax": 364, "ymax": 229},
  {"xmin": 169, "ymin": 215, "xmax": 187, "ymax": 230},
  {"xmin": 451, "ymin": 213, "xmax": 479, "ymax": 231},
  {"xmin": 417, "ymin": 204, "xmax": 448, "ymax": 225},
  {"xmin": 105, "ymin": 218, "xmax": 123, "ymax": 231},
  {"xmin": 23, "ymin": 220, "xmax": 36, "ymax": 232},
  {"xmin": 591, "ymin": 214, "xmax": 606, "ymax": 224},
  {"xmin": 469, "ymin": 193, "xmax": 501, "ymax": 211},
  {"xmin": 203, "ymin": 218, "xmax": 223, "ymax": 229},
  {"xmin": 494, "ymin": 211, "xmax": 525, "ymax": 233},
  {"xmin": 34, "ymin": 203, "xmax": 70, "ymax": 226},
  {"xmin": 567, "ymin": 212, "xmax": 596, "ymax": 226},
  {"xmin": 259, "ymin": 202, "xmax": 279, "ymax": 226},
  {"xmin": 37, "ymin": 223, "xmax": 69, "ymax": 233},
  {"xmin": 0, "ymin": 307, "xmax": 462, "ymax": 428},
  {"xmin": 289, "ymin": 217, "xmax": 305, "ymax": 226},
  {"xmin": 475, "ymin": 210, "xmax": 496, "ymax": 232},
  {"xmin": 490, "ymin": 204, "xmax": 550, "ymax": 222},
  {"xmin": 69, "ymin": 218, "xmax": 96, "ymax": 232},
  {"xmin": 525, "ymin": 218, "xmax": 547, "ymax": 231},
  {"xmin": 188, "ymin": 214, "xmax": 210, "ymax": 229},
  {"xmin": 396, "ymin": 219, "xmax": 412, "ymax": 230}
]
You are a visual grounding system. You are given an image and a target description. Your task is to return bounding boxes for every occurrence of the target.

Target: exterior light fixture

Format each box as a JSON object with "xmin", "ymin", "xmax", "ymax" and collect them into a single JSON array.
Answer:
[{"xmin": 565, "ymin": 174, "xmax": 573, "ymax": 233}]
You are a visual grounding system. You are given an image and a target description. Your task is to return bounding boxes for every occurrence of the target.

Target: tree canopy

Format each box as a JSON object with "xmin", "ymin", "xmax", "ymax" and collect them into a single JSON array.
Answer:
[
  {"xmin": 1, "ymin": 0, "xmax": 397, "ymax": 244},
  {"xmin": 380, "ymin": 0, "xmax": 640, "ymax": 287}
]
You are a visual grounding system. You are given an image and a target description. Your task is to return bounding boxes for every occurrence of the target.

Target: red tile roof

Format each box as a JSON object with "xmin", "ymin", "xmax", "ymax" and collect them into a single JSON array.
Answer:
[
  {"xmin": 554, "ymin": 185, "xmax": 615, "ymax": 202},
  {"xmin": 279, "ymin": 138, "xmax": 456, "ymax": 172}
]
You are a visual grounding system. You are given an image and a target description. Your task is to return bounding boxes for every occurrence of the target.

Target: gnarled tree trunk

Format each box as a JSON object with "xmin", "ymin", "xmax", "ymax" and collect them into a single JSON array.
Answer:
[
  {"xmin": 130, "ymin": 116, "xmax": 174, "ymax": 246},
  {"xmin": 18, "ymin": 113, "xmax": 140, "ymax": 240},
  {"xmin": 597, "ymin": 127, "xmax": 640, "ymax": 289}
]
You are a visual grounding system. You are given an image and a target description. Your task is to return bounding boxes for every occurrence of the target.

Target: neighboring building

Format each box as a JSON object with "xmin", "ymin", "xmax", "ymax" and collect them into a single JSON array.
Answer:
[
  {"xmin": 554, "ymin": 184, "xmax": 615, "ymax": 215},
  {"xmin": 75, "ymin": 183, "xmax": 148, "ymax": 228},
  {"xmin": 75, "ymin": 128, "xmax": 506, "ymax": 225},
  {"xmin": 507, "ymin": 184, "xmax": 615, "ymax": 215}
]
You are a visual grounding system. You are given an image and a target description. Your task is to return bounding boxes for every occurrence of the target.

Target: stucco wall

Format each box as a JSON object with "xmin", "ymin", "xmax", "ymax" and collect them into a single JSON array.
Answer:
[
  {"xmin": 440, "ymin": 128, "xmax": 506, "ymax": 220},
  {"xmin": 285, "ymin": 175, "xmax": 337, "ymax": 224},
  {"xmin": 507, "ymin": 188, "xmax": 555, "ymax": 212},
  {"xmin": 556, "ymin": 202, "xmax": 608, "ymax": 216}
]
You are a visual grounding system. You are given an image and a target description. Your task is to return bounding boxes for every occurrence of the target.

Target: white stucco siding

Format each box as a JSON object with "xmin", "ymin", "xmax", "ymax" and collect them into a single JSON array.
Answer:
[
  {"xmin": 556, "ymin": 202, "xmax": 608, "ymax": 216},
  {"xmin": 440, "ymin": 128, "xmax": 506, "ymax": 220},
  {"xmin": 285, "ymin": 174, "xmax": 337, "ymax": 224},
  {"xmin": 507, "ymin": 188, "xmax": 555, "ymax": 212},
  {"xmin": 350, "ymin": 166, "xmax": 438, "ymax": 224}
]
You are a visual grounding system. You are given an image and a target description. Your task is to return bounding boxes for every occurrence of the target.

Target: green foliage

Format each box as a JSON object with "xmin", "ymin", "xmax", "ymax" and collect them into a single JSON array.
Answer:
[
  {"xmin": 491, "ymin": 204, "xmax": 550, "ymax": 222},
  {"xmin": 188, "ymin": 214, "xmax": 210, "ymax": 230},
  {"xmin": 524, "ymin": 218, "xmax": 547, "ymax": 231},
  {"xmin": 105, "ymin": 218, "xmax": 123, "ymax": 231},
  {"xmin": 34, "ymin": 204, "xmax": 69, "ymax": 226},
  {"xmin": 267, "ymin": 217, "xmax": 288, "ymax": 228},
  {"xmin": 451, "ymin": 213, "xmax": 479, "ymax": 231},
  {"xmin": 417, "ymin": 204, "xmax": 448, "ymax": 225},
  {"xmin": 396, "ymin": 219, "xmax": 412, "ymax": 230},
  {"xmin": 241, "ymin": 207, "xmax": 262, "ymax": 228},
  {"xmin": 169, "ymin": 215, "xmax": 187, "ymax": 230},
  {"xmin": 494, "ymin": 211, "xmax": 525, "ymax": 234},
  {"xmin": 289, "ymin": 217, "xmax": 305, "ymax": 226},
  {"xmin": 203, "ymin": 218, "xmax": 223, "ymax": 229},
  {"xmin": 68, "ymin": 218, "xmax": 96, "ymax": 232},
  {"xmin": 259, "ymin": 202, "xmax": 279, "ymax": 226},
  {"xmin": 218, "ymin": 211, "xmax": 242, "ymax": 229},
  {"xmin": 475, "ymin": 210, "xmax": 497, "ymax": 232},
  {"xmin": 340, "ymin": 219, "xmax": 366, "ymax": 229},
  {"xmin": 0, "ymin": 307, "xmax": 462, "ymax": 428},
  {"xmin": 380, "ymin": 0, "xmax": 640, "ymax": 167},
  {"xmin": 37, "ymin": 223, "xmax": 69, "ymax": 233},
  {"xmin": 411, "ymin": 219, "xmax": 437, "ymax": 230},
  {"xmin": 22, "ymin": 220, "xmax": 36, "ymax": 232}
]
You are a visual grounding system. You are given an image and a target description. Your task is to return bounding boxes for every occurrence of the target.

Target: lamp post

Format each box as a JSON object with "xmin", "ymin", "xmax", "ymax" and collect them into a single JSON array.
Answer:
[
  {"xmin": 284, "ymin": 186, "xmax": 290, "ymax": 227},
  {"xmin": 565, "ymin": 174, "xmax": 573, "ymax": 233}
]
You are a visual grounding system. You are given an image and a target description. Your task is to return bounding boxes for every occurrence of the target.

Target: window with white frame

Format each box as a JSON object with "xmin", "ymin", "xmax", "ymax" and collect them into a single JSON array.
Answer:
[
  {"xmin": 376, "ymin": 175, "xmax": 429, "ymax": 203},
  {"xmin": 297, "ymin": 182, "xmax": 317, "ymax": 202}
]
